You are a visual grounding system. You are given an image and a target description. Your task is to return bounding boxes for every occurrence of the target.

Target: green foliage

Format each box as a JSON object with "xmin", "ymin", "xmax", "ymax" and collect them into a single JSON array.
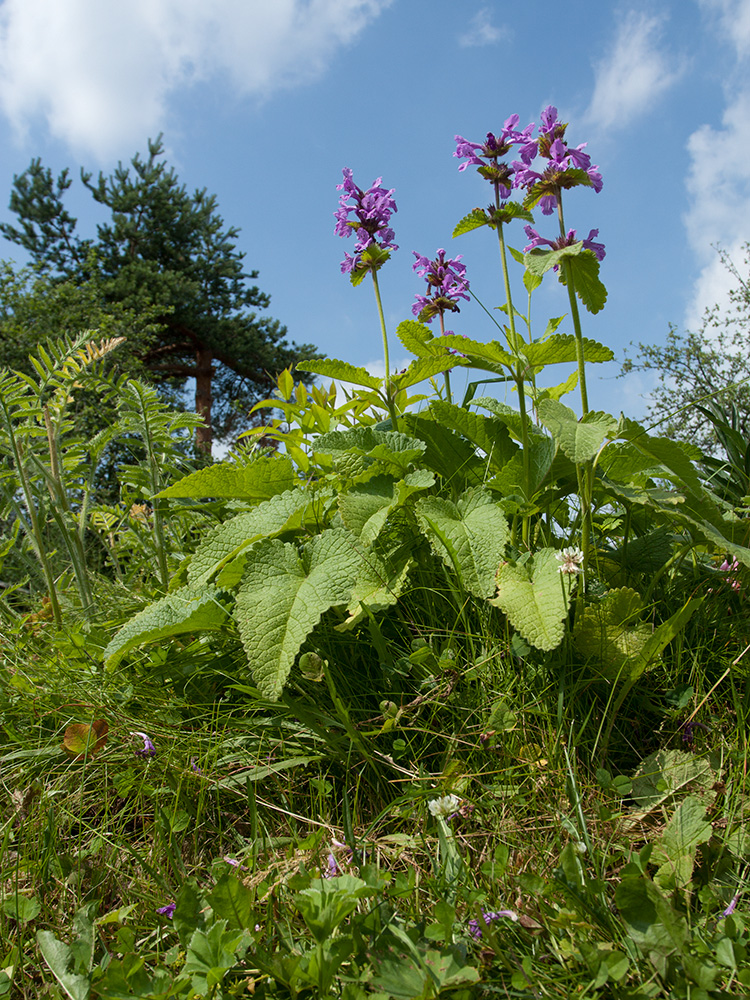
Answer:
[
  {"xmin": 1, "ymin": 137, "xmax": 320, "ymax": 448},
  {"xmin": 491, "ymin": 549, "xmax": 574, "ymax": 651}
]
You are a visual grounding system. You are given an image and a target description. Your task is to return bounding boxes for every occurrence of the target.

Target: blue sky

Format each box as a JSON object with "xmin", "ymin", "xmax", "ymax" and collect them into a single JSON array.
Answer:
[{"xmin": 0, "ymin": 0, "xmax": 748, "ymax": 421}]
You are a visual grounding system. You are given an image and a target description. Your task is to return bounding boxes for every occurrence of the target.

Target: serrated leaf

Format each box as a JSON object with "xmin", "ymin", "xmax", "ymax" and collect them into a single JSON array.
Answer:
[
  {"xmin": 522, "ymin": 334, "xmax": 614, "ymax": 367},
  {"xmin": 396, "ymin": 320, "xmax": 446, "ymax": 357},
  {"xmin": 399, "ymin": 413, "xmax": 485, "ymax": 487},
  {"xmin": 525, "ymin": 243, "xmax": 585, "ymax": 276},
  {"xmin": 104, "ymin": 584, "xmax": 227, "ymax": 668},
  {"xmin": 630, "ymin": 749, "xmax": 717, "ymax": 813},
  {"xmin": 452, "ymin": 208, "xmax": 489, "ymax": 236},
  {"xmin": 155, "ymin": 456, "xmax": 296, "ymax": 500},
  {"xmin": 430, "ymin": 401, "xmax": 518, "ymax": 469},
  {"xmin": 296, "ymin": 358, "xmax": 383, "ymax": 390},
  {"xmin": 338, "ymin": 472, "xmax": 433, "ymax": 545},
  {"xmin": 188, "ymin": 489, "xmax": 316, "ymax": 584},
  {"xmin": 207, "ymin": 874, "xmax": 255, "ymax": 931},
  {"xmin": 538, "ymin": 399, "xmax": 617, "ymax": 462},
  {"xmin": 491, "ymin": 548, "xmax": 573, "ymax": 650},
  {"xmin": 392, "ymin": 355, "xmax": 468, "ymax": 390},
  {"xmin": 341, "ymin": 548, "xmax": 413, "ymax": 628},
  {"xmin": 559, "ymin": 250, "xmax": 608, "ymax": 314},
  {"xmin": 487, "ymin": 435, "xmax": 557, "ymax": 496},
  {"xmin": 62, "ymin": 720, "xmax": 109, "ymax": 759},
  {"xmin": 573, "ymin": 588, "xmax": 651, "ymax": 681},
  {"xmin": 416, "ymin": 487, "xmax": 510, "ymax": 597},
  {"xmin": 315, "ymin": 427, "xmax": 427, "ymax": 478},
  {"xmin": 439, "ymin": 336, "xmax": 515, "ymax": 371},
  {"xmin": 233, "ymin": 530, "xmax": 362, "ymax": 700},
  {"xmin": 652, "ymin": 796, "xmax": 713, "ymax": 890}
]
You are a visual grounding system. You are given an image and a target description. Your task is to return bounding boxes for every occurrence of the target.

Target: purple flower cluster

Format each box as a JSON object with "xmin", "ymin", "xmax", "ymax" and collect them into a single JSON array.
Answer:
[
  {"xmin": 513, "ymin": 106, "xmax": 602, "ymax": 215},
  {"xmin": 468, "ymin": 908, "xmax": 518, "ymax": 939},
  {"xmin": 412, "ymin": 249, "xmax": 470, "ymax": 327},
  {"xmin": 454, "ymin": 106, "xmax": 602, "ymax": 217},
  {"xmin": 334, "ymin": 168, "xmax": 398, "ymax": 274},
  {"xmin": 524, "ymin": 225, "xmax": 606, "ymax": 263},
  {"xmin": 454, "ymin": 115, "xmax": 535, "ymax": 197}
]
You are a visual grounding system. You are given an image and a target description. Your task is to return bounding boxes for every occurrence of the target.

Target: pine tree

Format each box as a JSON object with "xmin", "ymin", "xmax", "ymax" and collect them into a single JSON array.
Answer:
[{"xmin": 0, "ymin": 137, "xmax": 319, "ymax": 453}]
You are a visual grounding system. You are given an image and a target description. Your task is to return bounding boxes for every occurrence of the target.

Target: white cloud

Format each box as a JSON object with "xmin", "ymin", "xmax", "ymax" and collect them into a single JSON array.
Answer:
[
  {"xmin": 585, "ymin": 11, "xmax": 682, "ymax": 131},
  {"xmin": 0, "ymin": 0, "xmax": 393, "ymax": 158},
  {"xmin": 459, "ymin": 7, "xmax": 506, "ymax": 48},
  {"xmin": 682, "ymin": 3, "xmax": 750, "ymax": 330},
  {"xmin": 698, "ymin": 0, "xmax": 750, "ymax": 58}
]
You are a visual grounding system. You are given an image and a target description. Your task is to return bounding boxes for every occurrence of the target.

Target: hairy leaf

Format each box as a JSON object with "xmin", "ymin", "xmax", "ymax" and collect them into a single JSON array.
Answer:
[
  {"xmin": 104, "ymin": 584, "xmax": 227, "ymax": 668},
  {"xmin": 155, "ymin": 456, "xmax": 296, "ymax": 500},
  {"xmin": 416, "ymin": 487, "xmax": 509, "ymax": 597},
  {"xmin": 491, "ymin": 548, "xmax": 573, "ymax": 650},
  {"xmin": 430, "ymin": 401, "xmax": 518, "ymax": 469},
  {"xmin": 392, "ymin": 354, "xmax": 468, "ymax": 389},
  {"xmin": 296, "ymin": 358, "xmax": 383, "ymax": 390},
  {"xmin": 395, "ymin": 319, "xmax": 445, "ymax": 357},
  {"xmin": 187, "ymin": 489, "xmax": 316, "ymax": 583},
  {"xmin": 522, "ymin": 333, "xmax": 614, "ymax": 367},
  {"xmin": 538, "ymin": 399, "xmax": 617, "ymax": 462},
  {"xmin": 452, "ymin": 208, "xmax": 489, "ymax": 236},
  {"xmin": 233, "ymin": 530, "xmax": 362, "ymax": 700},
  {"xmin": 338, "ymin": 471, "xmax": 433, "ymax": 545},
  {"xmin": 652, "ymin": 796, "xmax": 713, "ymax": 890}
]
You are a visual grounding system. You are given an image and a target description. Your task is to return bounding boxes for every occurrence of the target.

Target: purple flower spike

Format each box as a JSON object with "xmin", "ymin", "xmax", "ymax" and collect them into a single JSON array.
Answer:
[
  {"xmin": 334, "ymin": 168, "xmax": 398, "ymax": 275},
  {"xmin": 514, "ymin": 107, "xmax": 603, "ymax": 212},
  {"xmin": 454, "ymin": 116, "xmax": 534, "ymax": 196},
  {"xmin": 412, "ymin": 249, "xmax": 470, "ymax": 324},
  {"xmin": 468, "ymin": 909, "xmax": 518, "ymax": 939},
  {"xmin": 130, "ymin": 731, "xmax": 156, "ymax": 758},
  {"xmin": 157, "ymin": 902, "xmax": 176, "ymax": 919},
  {"xmin": 722, "ymin": 892, "xmax": 740, "ymax": 917}
]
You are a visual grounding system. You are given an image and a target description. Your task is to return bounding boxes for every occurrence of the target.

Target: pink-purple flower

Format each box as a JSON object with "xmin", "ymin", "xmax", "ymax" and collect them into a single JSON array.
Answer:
[
  {"xmin": 454, "ymin": 115, "xmax": 535, "ymax": 197},
  {"xmin": 523, "ymin": 225, "xmax": 606, "ymax": 262},
  {"xmin": 156, "ymin": 902, "xmax": 175, "ymax": 919},
  {"xmin": 513, "ymin": 106, "xmax": 603, "ymax": 214},
  {"xmin": 130, "ymin": 731, "xmax": 156, "ymax": 758},
  {"xmin": 468, "ymin": 909, "xmax": 518, "ymax": 939},
  {"xmin": 412, "ymin": 249, "xmax": 470, "ymax": 324},
  {"xmin": 334, "ymin": 168, "xmax": 398, "ymax": 274}
]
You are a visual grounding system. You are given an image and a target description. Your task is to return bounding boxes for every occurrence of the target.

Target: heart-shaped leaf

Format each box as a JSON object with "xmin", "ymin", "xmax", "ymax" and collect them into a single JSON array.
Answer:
[{"xmin": 62, "ymin": 720, "xmax": 109, "ymax": 759}]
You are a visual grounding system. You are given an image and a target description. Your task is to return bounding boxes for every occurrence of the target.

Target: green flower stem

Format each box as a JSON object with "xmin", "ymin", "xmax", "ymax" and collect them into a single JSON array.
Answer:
[
  {"xmin": 438, "ymin": 313, "xmax": 453, "ymax": 403},
  {"xmin": 556, "ymin": 191, "xmax": 593, "ymax": 585},
  {"xmin": 495, "ymin": 216, "xmax": 531, "ymax": 533},
  {"xmin": 370, "ymin": 269, "xmax": 399, "ymax": 430},
  {"xmin": 556, "ymin": 196, "xmax": 589, "ymax": 417}
]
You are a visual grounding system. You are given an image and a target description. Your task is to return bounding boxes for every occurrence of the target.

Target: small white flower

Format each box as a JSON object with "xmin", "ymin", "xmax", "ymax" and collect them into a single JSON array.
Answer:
[
  {"xmin": 428, "ymin": 794, "xmax": 461, "ymax": 819},
  {"xmin": 556, "ymin": 546, "xmax": 584, "ymax": 575}
]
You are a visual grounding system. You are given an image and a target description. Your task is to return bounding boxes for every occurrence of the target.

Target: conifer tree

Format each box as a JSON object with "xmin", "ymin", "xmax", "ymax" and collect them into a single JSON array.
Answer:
[{"xmin": 0, "ymin": 137, "xmax": 319, "ymax": 453}]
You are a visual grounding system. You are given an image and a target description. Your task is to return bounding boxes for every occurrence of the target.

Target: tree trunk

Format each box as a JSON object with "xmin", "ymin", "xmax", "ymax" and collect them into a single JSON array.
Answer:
[{"xmin": 195, "ymin": 344, "xmax": 213, "ymax": 456}]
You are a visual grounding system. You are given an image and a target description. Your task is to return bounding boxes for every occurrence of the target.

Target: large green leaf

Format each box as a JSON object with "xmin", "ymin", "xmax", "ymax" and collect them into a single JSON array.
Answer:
[
  {"xmin": 490, "ymin": 548, "xmax": 573, "ymax": 650},
  {"xmin": 340, "ymin": 546, "xmax": 413, "ymax": 628},
  {"xmin": 559, "ymin": 250, "xmax": 608, "ymax": 314},
  {"xmin": 486, "ymin": 436, "xmax": 557, "ymax": 496},
  {"xmin": 104, "ymin": 584, "xmax": 227, "ymax": 668},
  {"xmin": 652, "ymin": 796, "xmax": 713, "ymax": 890},
  {"xmin": 471, "ymin": 397, "xmax": 544, "ymax": 442},
  {"xmin": 439, "ymin": 336, "xmax": 514, "ymax": 371},
  {"xmin": 395, "ymin": 319, "xmax": 445, "ymax": 357},
  {"xmin": 416, "ymin": 487, "xmax": 509, "ymax": 597},
  {"xmin": 233, "ymin": 530, "xmax": 362, "ymax": 700},
  {"xmin": 630, "ymin": 749, "xmax": 718, "ymax": 813},
  {"xmin": 338, "ymin": 471, "xmax": 433, "ymax": 545},
  {"xmin": 296, "ymin": 358, "xmax": 383, "ymax": 390},
  {"xmin": 399, "ymin": 413, "xmax": 485, "ymax": 486},
  {"xmin": 430, "ymin": 401, "xmax": 518, "ymax": 469},
  {"xmin": 392, "ymin": 354, "xmax": 468, "ymax": 389},
  {"xmin": 522, "ymin": 333, "xmax": 614, "ymax": 367},
  {"xmin": 155, "ymin": 455, "xmax": 295, "ymax": 500},
  {"xmin": 187, "ymin": 489, "xmax": 318, "ymax": 584},
  {"xmin": 314, "ymin": 427, "xmax": 426, "ymax": 477},
  {"xmin": 573, "ymin": 588, "xmax": 653, "ymax": 681},
  {"xmin": 538, "ymin": 399, "xmax": 618, "ymax": 463}
]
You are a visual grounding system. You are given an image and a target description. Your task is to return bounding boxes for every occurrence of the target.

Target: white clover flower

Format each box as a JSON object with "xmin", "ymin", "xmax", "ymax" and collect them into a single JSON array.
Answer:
[
  {"xmin": 556, "ymin": 546, "xmax": 584, "ymax": 575},
  {"xmin": 428, "ymin": 794, "xmax": 461, "ymax": 819}
]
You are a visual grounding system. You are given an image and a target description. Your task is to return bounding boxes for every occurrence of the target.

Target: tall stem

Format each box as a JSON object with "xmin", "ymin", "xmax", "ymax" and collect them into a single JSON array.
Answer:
[
  {"xmin": 438, "ymin": 313, "xmax": 453, "ymax": 403},
  {"xmin": 495, "ymin": 215, "xmax": 532, "ymax": 523},
  {"xmin": 556, "ymin": 192, "xmax": 592, "ymax": 592},
  {"xmin": 556, "ymin": 197, "xmax": 589, "ymax": 416},
  {"xmin": 370, "ymin": 269, "xmax": 399, "ymax": 430}
]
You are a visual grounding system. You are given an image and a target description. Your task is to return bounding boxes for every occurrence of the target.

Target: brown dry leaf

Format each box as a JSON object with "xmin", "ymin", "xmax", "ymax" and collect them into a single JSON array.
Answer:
[{"xmin": 62, "ymin": 719, "xmax": 109, "ymax": 759}]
